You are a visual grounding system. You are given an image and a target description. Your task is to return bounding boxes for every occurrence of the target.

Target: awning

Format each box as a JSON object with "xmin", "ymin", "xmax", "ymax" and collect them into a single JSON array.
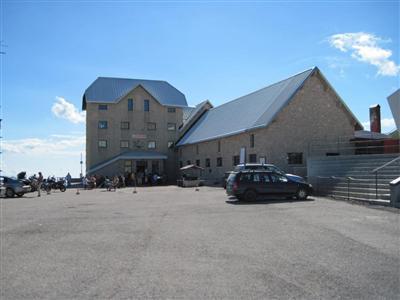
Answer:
[{"xmin": 88, "ymin": 151, "xmax": 167, "ymax": 174}]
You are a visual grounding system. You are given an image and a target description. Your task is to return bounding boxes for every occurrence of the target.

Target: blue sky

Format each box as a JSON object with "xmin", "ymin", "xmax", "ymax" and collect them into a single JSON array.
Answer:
[{"xmin": 1, "ymin": 0, "xmax": 399, "ymax": 177}]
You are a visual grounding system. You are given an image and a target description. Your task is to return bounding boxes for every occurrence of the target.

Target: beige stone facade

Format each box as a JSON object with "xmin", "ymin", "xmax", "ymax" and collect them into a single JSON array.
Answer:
[
  {"xmin": 86, "ymin": 85, "xmax": 183, "ymax": 180},
  {"xmin": 178, "ymin": 72, "xmax": 358, "ymax": 182}
]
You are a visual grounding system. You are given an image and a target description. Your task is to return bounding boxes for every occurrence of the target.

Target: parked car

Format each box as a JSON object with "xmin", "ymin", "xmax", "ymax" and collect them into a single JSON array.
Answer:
[
  {"xmin": 0, "ymin": 176, "xmax": 31, "ymax": 198},
  {"xmin": 233, "ymin": 163, "xmax": 306, "ymax": 183},
  {"xmin": 226, "ymin": 170, "xmax": 313, "ymax": 201}
]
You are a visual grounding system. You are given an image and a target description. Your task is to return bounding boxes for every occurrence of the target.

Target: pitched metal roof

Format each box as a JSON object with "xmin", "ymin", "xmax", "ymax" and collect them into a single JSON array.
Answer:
[
  {"xmin": 82, "ymin": 77, "xmax": 187, "ymax": 109},
  {"xmin": 177, "ymin": 68, "xmax": 315, "ymax": 146}
]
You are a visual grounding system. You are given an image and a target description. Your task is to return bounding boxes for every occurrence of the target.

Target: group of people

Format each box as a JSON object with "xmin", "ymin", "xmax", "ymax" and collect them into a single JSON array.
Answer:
[{"xmin": 81, "ymin": 172, "xmax": 165, "ymax": 190}]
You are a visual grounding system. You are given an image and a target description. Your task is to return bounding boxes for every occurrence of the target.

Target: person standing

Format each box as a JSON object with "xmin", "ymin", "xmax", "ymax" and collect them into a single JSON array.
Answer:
[
  {"xmin": 66, "ymin": 172, "xmax": 72, "ymax": 187},
  {"xmin": 37, "ymin": 172, "xmax": 44, "ymax": 197}
]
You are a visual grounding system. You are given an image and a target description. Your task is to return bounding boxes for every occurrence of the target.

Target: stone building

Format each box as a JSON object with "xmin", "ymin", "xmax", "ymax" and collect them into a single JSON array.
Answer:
[
  {"xmin": 82, "ymin": 77, "xmax": 188, "ymax": 180},
  {"xmin": 176, "ymin": 67, "xmax": 363, "ymax": 182}
]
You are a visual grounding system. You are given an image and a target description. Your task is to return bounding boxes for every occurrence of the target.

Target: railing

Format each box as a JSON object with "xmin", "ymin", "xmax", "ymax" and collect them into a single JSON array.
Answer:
[
  {"xmin": 371, "ymin": 156, "xmax": 400, "ymax": 199},
  {"xmin": 308, "ymin": 135, "xmax": 399, "ymax": 157},
  {"xmin": 315, "ymin": 176, "xmax": 373, "ymax": 201}
]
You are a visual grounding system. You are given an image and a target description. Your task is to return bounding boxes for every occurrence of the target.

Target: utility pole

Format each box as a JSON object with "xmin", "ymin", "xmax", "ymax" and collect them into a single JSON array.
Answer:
[
  {"xmin": 80, "ymin": 153, "xmax": 83, "ymax": 178},
  {"xmin": 0, "ymin": 41, "xmax": 5, "ymax": 195}
]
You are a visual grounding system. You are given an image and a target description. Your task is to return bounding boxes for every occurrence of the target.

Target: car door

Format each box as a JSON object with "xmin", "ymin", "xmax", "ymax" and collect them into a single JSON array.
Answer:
[{"xmin": 268, "ymin": 173, "xmax": 296, "ymax": 196}]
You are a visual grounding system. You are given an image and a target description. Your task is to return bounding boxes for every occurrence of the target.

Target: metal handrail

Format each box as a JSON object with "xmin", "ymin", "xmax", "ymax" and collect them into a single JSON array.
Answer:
[{"xmin": 371, "ymin": 156, "xmax": 400, "ymax": 173}]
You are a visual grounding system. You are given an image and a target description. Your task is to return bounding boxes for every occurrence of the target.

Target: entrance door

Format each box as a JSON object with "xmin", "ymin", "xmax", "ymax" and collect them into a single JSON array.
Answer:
[{"xmin": 136, "ymin": 161, "xmax": 147, "ymax": 185}]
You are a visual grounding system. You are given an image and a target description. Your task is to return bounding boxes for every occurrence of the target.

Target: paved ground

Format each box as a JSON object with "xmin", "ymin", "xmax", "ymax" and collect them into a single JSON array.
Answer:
[{"xmin": 1, "ymin": 186, "xmax": 399, "ymax": 299}]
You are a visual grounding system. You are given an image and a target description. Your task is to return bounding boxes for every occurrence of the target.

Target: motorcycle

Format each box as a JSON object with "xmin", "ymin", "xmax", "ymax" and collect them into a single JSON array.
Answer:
[{"xmin": 46, "ymin": 177, "xmax": 67, "ymax": 192}]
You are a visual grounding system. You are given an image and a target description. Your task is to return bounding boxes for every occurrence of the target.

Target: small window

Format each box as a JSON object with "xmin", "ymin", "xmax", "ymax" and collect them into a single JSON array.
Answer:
[
  {"xmin": 144, "ymin": 99, "xmax": 150, "ymax": 112},
  {"xmin": 232, "ymin": 155, "xmax": 240, "ymax": 166},
  {"xmin": 249, "ymin": 154, "xmax": 257, "ymax": 163},
  {"xmin": 187, "ymin": 160, "xmax": 191, "ymax": 165},
  {"xmin": 121, "ymin": 122, "xmax": 130, "ymax": 130},
  {"xmin": 217, "ymin": 157, "xmax": 223, "ymax": 167},
  {"xmin": 147, "ymin": 122, "xmax": 157, "ymax": 130},
  {"xmin": 287, "ymin": 152, "xmax": 303, "ymax": 165},
  {"xmin": 167, "ymin": 123, "xmax": 176, "ymax": 131},
  {"xmin": 98, "ymin": 140, "xmax": 107, "ymax": 148},
  {"xmin": 205, "ymin": 158, "xmax": 210, "ymax": 167},
  {"xmin": 196, "ymin": 159, "xmax": 200, "ymax": 167},
  {"xmin": 98, "ymin": 121, "xmax": 108, "ymax": 129},
  {"xmin": 217, "ymin": 140, "xmax": 221, "ymax": 152},
  {"xmin": 168, "ymin": 107, "xmax": 176, "ymax": 113},
  {"xmin": 250, "ymin": 134, "xmax": 254, "ymax": 148},
  {"xmin": 148, "ymin": 141, "xmax": 156, "ymax": 149},
  {"xmin": 120, "ymin": 140, "xmax": 129, "ymax": 148},
  {"xmin": 98, "ymin": 104, "xmax": 108, "ymax": 110},
  {"xmin": 128, "ymin": 98, "xmax": 134, "ymax": 111},
  {"xmin": 168, "ymin": 141, "xmax": 174, "ymax": 148}
]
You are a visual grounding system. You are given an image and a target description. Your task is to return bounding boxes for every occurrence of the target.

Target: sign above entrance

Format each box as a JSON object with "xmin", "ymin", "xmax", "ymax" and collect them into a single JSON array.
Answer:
[{"xmin": 132, "ymin": 134, "xmax": 147, "ymax": 139}]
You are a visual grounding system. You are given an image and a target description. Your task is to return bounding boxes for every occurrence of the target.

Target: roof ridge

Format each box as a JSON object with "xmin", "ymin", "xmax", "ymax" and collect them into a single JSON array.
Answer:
[
  {"xmin": 208, "ymin": 67, "xmax": 315, "ymax": 112},
  {"xmin": 97, "ymin": 76, "xmax": 167, "ymax": 83}
]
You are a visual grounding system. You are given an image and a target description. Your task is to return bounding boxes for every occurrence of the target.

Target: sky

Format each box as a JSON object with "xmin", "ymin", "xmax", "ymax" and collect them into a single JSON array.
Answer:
[{"xmin": 1, "ymin": 0, "xmax": 399, "ymax": 177}]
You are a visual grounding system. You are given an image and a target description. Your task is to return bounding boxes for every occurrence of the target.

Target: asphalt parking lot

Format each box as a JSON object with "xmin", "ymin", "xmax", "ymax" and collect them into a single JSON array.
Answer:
[{"xmin": 1, "ymin": 186, "xmax": 399, "ymax": 299}]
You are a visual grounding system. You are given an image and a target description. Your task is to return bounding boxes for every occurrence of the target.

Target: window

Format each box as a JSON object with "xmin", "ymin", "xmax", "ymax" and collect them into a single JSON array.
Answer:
[
  {"xmin": 148, "ymin": 141, "xmax": 156, "ymax": 149},
  {"xmin": 121, "ymin": 122, "xmax": 130, "ymax": 130},
  {"xmin": 249, "ymin": 154, "xmax": 257, "ymax": 163},
  {"xmin": 205, "ymin": 158, "xmax": 210, "ymax": 167},
  {"xmin": 217, "ymin": 157, "xmax": 223, "ymax": 167},
  {"xmin": 128, "ymin": 98, "xmax": 134, "ymax": 111},
  {"xmin": 217, "ymin": 140, "xmax": 221, "ymax": 152},
  {"xmin": 98, "ymin": 104, "xmax": 108, "ymax": 110},
  {"xmin": 287, "ymin": 152, "xmax": 303, "ymax": 165},
  {"xmin": 98, "ymin": 140, "xmax": 107, "ymax": 148},
  {"xmin": 187, "ymin": 160, "xmax": 191, "ymax": 165},
  {"xmin": 232, "ymin": 155, "xmax": 240, "ymax": 166},
  {"xmin": 250, "ymin": 134, "xmax": 255, "ymax": 148},
  {"xmin": 196, "ymin": 159, "xmax": 200, "ymax": 167},
  {"xmin": 147, "ymin": 122, "xmax": 157, "ymax": 130},
  {"xmin": 124, "ymin": 160, "xmax": 132, "ymax": 173},
  {"xmin": 167, "ymin": 123, "xmax": 176, "ymax": 131},
  {"xmin": 120, "ymin": 140, "xmax": 129, "ymax": 148},
  {"xmin": 144, "ymin": 99, "xmax": 150, "ymax": 112},
  {"xmin": 168, "ymin": 107, "xmax": 176, "ymax": 113},
  {"xmin": 196, "ymin": 145, "xmax": 199, "ymax": 155},
  {"xmin": 168, "ymin": 141, "xmax": 174, "ymax": 148},
  {"xmin": 98, "ymin": 121, "xmax": 108, "ymax": 129},
  {"xmin": 270, "ymin": 173, "xmax": 289, "ymax": 183}
]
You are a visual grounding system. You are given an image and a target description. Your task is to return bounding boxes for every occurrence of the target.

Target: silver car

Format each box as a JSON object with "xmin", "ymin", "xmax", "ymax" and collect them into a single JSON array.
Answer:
[{"xmin": 0, "ymin": 176, "xmax": 31, "ymax": 198}]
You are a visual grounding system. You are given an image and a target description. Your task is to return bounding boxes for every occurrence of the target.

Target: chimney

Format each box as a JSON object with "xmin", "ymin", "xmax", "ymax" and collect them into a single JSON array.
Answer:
[{"xmin": 369, "ymin": 104, "xmax": 381, "ymax": 133}]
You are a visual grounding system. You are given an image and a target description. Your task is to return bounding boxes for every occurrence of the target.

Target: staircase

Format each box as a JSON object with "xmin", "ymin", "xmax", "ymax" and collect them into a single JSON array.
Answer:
[{"xmin": 308, "ymin": 154, "xmax": 400, "ymax": 205}]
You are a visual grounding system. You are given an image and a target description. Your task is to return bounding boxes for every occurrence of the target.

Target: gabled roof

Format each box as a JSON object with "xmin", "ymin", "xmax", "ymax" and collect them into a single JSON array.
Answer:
[
  {"xmin": 179, "ymin": 100, "xmax": 213, "ymax": 131},
  {"xmin": 177, "ymin": 67, "xmax": 362, "ymax": 146},
  {"xmin": 82, "ymin": 77, "xmax": 187, "ymax": 110},
  {"xmin": 177, "ymin": 68, "xmax": 315, "ymax": 146}
]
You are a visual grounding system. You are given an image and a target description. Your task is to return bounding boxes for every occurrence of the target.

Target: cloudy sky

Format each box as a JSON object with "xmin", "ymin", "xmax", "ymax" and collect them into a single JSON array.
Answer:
[{"xmin": 1, "ymin": 1, "xmax": 399, "ymax": 177}]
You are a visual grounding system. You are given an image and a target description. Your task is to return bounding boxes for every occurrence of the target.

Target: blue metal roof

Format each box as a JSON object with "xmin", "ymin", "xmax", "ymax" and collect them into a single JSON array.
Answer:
[
  {"xmin": 177, "ymin": 68, "xmax": 315, "ymax": 146},
  {"xmin": 83, "ymin": 77, "xmax": 187, "ymax": 109}
]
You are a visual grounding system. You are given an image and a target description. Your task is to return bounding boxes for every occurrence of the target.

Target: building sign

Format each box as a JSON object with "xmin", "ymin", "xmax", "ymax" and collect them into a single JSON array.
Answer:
[
  {"xmin": 240, "ymin": 147, "xmax": 246, "ymax": 164},
  {"xmin": 132, "ymin": 134, "xmax": 147, "ymax": 139}
]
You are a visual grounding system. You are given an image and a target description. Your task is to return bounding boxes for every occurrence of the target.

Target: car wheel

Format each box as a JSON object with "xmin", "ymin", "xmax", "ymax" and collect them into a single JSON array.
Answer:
[
  {"xmin": 244, "ymin": 190, "xmax": 257, "ymax": 202},
  {"xmin": 16, "ymin": 193, "xmax": 24, "ymax": 198},
  {"xmin": 6, "ymin": 188, "xmax": 15, "ymax": 198},
  {"xmin": 296, "ymin": 188, "xmax": 308, "ymax": 200}
]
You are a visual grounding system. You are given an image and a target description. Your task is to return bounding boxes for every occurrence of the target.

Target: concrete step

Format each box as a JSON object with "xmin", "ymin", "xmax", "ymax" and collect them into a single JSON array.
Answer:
[
  {"xmin": 327, "ymin": 189, "xmax": 390, "ymax": 200},
  {"xmin": 329, "ymin": 186, "xmax": 390, "ymax": 194},
  {"xmin": 328, "ymin": 194, "xmax": 391, "ymax": 206}
]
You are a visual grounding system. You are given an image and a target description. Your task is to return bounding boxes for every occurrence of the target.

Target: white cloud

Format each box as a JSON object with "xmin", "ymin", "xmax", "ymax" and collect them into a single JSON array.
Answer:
[
  {"xmin": 2, "ymin": 134, "xmax": 85, "ymax": 156},
  {"xmin": 51, "ymin": 96, "xmax": 86, "ymax": 124},
  {"xmin": 2, "ymin": 134, "xmax": 86, "ymax": 177},
  {"xmin": 329, "ymin": 32, "xmax": 399, "ymax": 76},
  {"xmin": 361, "ymin": 118, "xmax": 396, "ymax": 132}
]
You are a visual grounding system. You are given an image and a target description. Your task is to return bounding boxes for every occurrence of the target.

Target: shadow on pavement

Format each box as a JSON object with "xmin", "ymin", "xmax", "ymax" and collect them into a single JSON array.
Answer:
[{"xmin": 226, "ymin": 196, "xmax": 315, "ymax": 205}]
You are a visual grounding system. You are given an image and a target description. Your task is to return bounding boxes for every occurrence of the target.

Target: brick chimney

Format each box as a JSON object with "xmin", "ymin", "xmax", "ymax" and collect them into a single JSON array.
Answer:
[{"xmin": 369, "ymin": 104, "xmax": 381, "ymax": 133}]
